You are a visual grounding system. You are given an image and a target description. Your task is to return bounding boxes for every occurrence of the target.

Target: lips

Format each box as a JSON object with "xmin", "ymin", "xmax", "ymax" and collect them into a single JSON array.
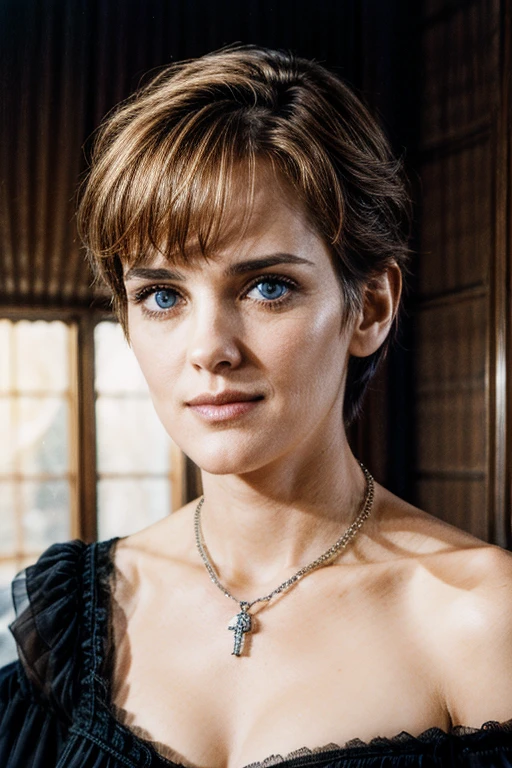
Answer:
[
  {"xmin": 186, "ymin": 391, "xmax": 264, "ymax": 422},
  {"xmin": 186, "ymin": 391, "xmax": 264, "ymax": 406}
]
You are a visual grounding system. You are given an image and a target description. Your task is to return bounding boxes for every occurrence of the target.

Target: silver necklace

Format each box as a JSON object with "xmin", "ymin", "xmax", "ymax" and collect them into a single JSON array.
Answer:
[{"xmin": 194, "ymin": 463, "xmax": 375, "ymax": 657}]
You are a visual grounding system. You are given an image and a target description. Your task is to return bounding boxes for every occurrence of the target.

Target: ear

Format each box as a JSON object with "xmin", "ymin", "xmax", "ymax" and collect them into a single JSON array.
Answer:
[{"xmin": 348, "ymin": 264, "xmax": 402, "ymax": 358}]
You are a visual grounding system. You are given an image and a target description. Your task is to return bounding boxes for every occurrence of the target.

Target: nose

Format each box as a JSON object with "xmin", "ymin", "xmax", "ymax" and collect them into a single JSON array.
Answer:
[{"xmin": 187, "ymin": 299, "xmax": 243, "ymax": 372}]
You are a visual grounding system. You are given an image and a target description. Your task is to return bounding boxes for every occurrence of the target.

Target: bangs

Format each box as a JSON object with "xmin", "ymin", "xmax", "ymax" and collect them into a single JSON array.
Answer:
[{"xmin": 82, "ymin": 107, "xmax": 260, "ymax": 271}]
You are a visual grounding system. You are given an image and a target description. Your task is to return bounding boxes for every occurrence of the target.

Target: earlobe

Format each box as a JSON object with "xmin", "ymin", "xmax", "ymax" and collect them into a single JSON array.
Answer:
[{"xmin": 348, "ymin": 264, "xmax": 402, "ymax": 358}]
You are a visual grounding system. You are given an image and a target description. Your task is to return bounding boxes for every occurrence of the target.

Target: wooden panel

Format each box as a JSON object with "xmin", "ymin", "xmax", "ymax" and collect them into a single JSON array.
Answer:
[
  {"xmin": 415, "ymin": 296, "xmax": 487, "ymax": 392},
  {"xmin": 414, "ymin": 292, "xmax": 488, "ymax": 535},
  {"xmin": 420, "ymin": 0, "xmax": 499, "ymax": 147},
  {"xmin": 416, "ymin": 476, "xmax": 487, "ymax": 539},
  {"xmin": 417, "ymin": 388, "xmax": 486, "ymax": 473},
  {"xmin": 76, "ymin": 314, "xmax": 98, "ymax": 543},
  {"xmin": 410, "ymin": 0, "xmax": 509, "ymax": 544},
  {"xmin": 419, "ymin": 140, "xmax": 492, "ymax": 296},
  {"xmin": 416, "ymin": 295, "xmax": 487, "ymax": 471},
  {"xmin": 423, "ymin": 0, "xmax": 451, "ymax": 17},
  {"xmin": 488, "ymin": 0, "xmax": 512, "ymax": 546}
]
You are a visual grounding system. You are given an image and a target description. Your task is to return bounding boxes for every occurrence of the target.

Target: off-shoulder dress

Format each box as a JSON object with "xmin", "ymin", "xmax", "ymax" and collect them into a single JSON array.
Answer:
[{"xmin": 1, "ymin": 539, "xmax": 512, "ymax": 768}]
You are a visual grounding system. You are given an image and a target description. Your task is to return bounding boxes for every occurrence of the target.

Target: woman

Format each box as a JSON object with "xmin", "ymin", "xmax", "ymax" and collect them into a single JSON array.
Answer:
[{"xmin": 1, "ymin": 45, "xmax": 512, "ymax": 768}]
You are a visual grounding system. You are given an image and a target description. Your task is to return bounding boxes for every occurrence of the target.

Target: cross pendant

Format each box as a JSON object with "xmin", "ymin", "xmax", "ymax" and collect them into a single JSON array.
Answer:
[{"xmin": 228, "ymin": 605, "xmax": 252, "ymax": 656}]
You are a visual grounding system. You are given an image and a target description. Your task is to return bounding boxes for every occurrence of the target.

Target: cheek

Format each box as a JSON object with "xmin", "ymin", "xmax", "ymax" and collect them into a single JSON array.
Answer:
[
  {"xmin": 128, "ymin": 325, "xmax": 181, "ymax": 397},
  {"xmin": 259, "ymin": 303, "xmax": 349, "ymax": 392}
]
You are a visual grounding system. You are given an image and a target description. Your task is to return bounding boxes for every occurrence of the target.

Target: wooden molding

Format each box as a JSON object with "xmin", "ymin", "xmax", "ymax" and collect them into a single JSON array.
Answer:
[
  {"xmin": 487, "ymin": 0, "xmax": 512, "ymax": 547},
  {"xmin": 76, "ymin": 315, "xmax": 98, "ymax": 543}
]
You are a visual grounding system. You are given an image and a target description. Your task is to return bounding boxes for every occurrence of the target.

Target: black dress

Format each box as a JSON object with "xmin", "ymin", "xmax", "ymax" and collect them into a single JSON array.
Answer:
[{"xmin": 1, "ymin": 538, "xmax": 512, "ymax": 768}]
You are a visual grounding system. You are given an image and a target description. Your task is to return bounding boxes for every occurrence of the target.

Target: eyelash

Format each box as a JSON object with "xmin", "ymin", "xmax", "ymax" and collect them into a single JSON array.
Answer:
[{"xmin": 131, "ymin": 275, "xmax": 299, "ymax": 319}]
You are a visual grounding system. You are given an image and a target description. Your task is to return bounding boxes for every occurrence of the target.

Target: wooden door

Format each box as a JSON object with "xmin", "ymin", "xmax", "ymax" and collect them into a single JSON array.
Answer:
[{"xmin": 412, "ymin": 0, "xmax": 511, "ymax": 544}]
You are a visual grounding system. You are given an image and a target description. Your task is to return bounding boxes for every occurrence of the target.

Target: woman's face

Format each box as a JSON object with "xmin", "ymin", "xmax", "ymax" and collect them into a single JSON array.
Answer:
[{"xmin": 124, "ymin": 173, "xmax": 355, "ymax": 475}]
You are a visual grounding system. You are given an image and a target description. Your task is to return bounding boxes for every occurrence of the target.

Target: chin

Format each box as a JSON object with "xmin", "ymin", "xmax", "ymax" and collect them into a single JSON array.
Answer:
[
  {"xmin": 187, "ymin": 450, "xmax": 262, "ymax": 477},
  {"xmin": 181, "ymin": 434, "xmax": 278, "ymax": 477}
]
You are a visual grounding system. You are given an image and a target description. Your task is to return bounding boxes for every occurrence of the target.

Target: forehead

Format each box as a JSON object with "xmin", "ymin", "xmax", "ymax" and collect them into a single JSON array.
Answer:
[{"xmin": 124, "ymin": 164, "xmax": 324, "ymax": 273}]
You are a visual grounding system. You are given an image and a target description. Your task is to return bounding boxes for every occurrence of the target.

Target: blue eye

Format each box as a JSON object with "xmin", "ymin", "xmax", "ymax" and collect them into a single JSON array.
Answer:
[
  {"xmin": 254, "ymin": 280, "xmax": 288, "ymax": 301},
  {"xmin": 154, "ymin": 289, "xmax": 177, "ymax": 309}
]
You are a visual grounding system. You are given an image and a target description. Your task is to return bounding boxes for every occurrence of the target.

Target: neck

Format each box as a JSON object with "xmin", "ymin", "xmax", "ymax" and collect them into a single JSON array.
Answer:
[{"xmin": 197, "ymin": 431, "xmax": 369, "ymax": 597}]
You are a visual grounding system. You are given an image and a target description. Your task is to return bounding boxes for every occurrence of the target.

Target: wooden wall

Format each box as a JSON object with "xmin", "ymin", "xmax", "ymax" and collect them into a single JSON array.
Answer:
[{"xmin": 412, "ymin": 0, "xmax": 511, "ymax": 545}]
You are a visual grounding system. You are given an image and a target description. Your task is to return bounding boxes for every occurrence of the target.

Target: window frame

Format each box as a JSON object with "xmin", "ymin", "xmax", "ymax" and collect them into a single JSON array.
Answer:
[{"xmin": 0, "ymin": 306, "xmax": 193, "ymax": 545}]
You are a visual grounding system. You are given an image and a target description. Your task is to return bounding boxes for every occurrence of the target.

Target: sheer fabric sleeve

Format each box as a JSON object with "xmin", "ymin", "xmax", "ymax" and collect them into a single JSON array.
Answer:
[
  {"xmin": 8, "ymin": 539, "xmax": 87, "ymax": 716},
  {"xmin": 0, "ymin": 541, "xmax": 87, "ymax": 767}
]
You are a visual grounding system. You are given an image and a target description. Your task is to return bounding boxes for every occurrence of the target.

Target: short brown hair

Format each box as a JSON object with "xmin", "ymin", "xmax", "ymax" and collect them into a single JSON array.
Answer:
[{"xmin": 78, "ymin": 45, "xmax": 410, "ymax": 424}]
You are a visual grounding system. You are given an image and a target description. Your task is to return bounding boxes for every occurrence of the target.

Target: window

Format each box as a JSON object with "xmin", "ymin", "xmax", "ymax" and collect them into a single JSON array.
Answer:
[
  {"xmin": 0, "ymin": 320, "xmax": 76, "ymax": 579},
  {"xmin": 95, "ymin": 321, "xmax": 180, "ymax": 540},
  {"xmin": 0, "ymin": 315, "xmax": 183, "ymax": 665}
]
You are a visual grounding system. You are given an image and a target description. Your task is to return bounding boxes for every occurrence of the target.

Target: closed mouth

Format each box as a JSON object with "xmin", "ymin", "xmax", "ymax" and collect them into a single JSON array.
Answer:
[{"xmin": 187, "ymin": 393, "xmax": 264, "ymax": 407}]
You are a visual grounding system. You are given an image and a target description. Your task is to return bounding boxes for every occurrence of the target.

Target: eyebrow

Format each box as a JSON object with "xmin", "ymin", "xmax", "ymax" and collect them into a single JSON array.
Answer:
[{"xmin": 124, "ymin": 253, "xmax": 315, "ymax": 282}]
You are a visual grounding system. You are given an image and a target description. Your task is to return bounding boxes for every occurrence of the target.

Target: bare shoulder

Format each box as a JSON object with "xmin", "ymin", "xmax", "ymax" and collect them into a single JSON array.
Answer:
[
  {"xmin": 109, "ymin": 499, "xmax": 199, "ymax": 600},
  {"xmin": 374, "ymin": 486, "xmax": 512, "ymax": 726},
  {"xmin": 373, "ymin": 484, "xmax": 512, "ymax": 621},
  {"xmin": 425, "ymin": 541, "xmax": 512, "ymax": 726}
]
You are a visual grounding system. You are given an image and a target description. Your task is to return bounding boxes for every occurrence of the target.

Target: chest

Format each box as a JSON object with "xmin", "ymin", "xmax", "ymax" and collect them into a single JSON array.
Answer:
[{"xmin": 109, "ymin": 571, "xmax": 450, "ymax": 768}]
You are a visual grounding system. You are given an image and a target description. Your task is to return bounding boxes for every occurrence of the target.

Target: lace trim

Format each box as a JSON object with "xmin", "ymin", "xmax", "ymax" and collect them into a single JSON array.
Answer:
[
  {"xmin": 94, "ymin": 713, "xmax": 512, "ymax": 768},
  {"xmin": 241, "ymin": 720, "xmax": 512, "ymax": 768}
]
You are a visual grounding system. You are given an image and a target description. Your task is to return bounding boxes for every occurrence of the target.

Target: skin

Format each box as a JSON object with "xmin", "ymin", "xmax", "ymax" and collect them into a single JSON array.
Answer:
[{"xmin": 109, "ymin": 170, "xmax": 512, "ymax": 768}]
